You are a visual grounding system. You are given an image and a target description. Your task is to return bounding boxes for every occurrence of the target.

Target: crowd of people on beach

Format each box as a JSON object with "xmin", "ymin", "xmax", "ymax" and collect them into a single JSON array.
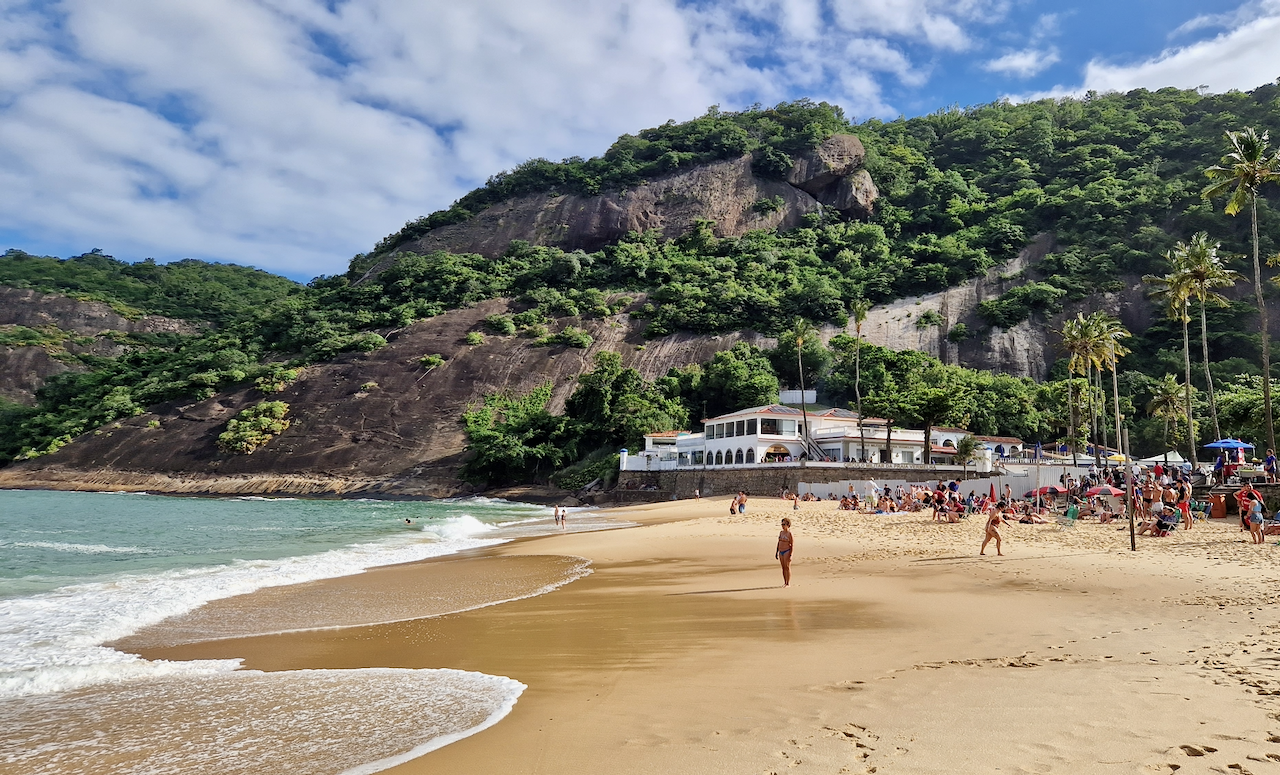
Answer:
[{"xmin": 755, "ymin": 458, "xmax": 1279, "ymax": 583}]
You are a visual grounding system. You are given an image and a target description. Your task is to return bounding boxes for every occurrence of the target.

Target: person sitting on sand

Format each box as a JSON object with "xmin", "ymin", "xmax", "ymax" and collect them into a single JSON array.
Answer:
[
  {"xmin": 981, "ymin": 501, "xmax": 1012, "ymax": 556},
  {"xmin": 776, "ymin": 518, "xmax": 794, "ymax": 587}
]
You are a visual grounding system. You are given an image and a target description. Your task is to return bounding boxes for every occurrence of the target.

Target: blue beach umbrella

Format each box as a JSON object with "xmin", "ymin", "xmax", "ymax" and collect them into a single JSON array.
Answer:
[{"xmin": 1204, "ymin": 438, "xmax": 1255, "ymax": 450}]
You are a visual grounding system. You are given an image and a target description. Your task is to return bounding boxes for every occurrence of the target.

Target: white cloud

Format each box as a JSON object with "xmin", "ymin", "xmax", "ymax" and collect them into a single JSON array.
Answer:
[
  {"xmin": 1023, "ymin": 4, "xmax": 1280, "ymax": 101},
  {"xmin": 0, "ymin": 0, "xmax": 1011, "ymax": 277},
  {"xmin": 983, "ymin": 47, "xmax": 1059, "ymax": 78},
  {"xmin": 982, "ymin": 12, "xmax": 1059, "ymax": 79}
]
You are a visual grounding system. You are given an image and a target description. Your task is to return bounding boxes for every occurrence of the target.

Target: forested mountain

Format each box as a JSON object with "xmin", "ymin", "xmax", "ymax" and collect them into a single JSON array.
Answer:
[{"xmin": 1, "ymin": 85, "xmax": 1279, "ymax": 490}]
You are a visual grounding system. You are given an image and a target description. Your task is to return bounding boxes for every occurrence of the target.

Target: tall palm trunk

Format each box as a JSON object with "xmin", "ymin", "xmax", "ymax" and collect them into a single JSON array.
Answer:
[
  {"xmin": 1096, "ymin": 367, "xmax": 1110, "ymax": 457},
  {"xmin": 1253, "ymin": 199, "xmax": 1275, "ymax": 452},
  {"xmin": 1068, "ymin": 380, "xmax": 1078, "ymax": 466},
  {"xmin": 1089, "ymin": 363, "xmax": 1100, "ymax": 465},
  {"xmin": 1182, "ymin": 315, "xmax": 1199, "ymax": 467},
  {"xmin": 855, "ymin": 326, "xmax": 866, "ymax": 462},
  {"xmin": 1199, "ymin": 298, "xmax": 1222, "ymax": 441}
]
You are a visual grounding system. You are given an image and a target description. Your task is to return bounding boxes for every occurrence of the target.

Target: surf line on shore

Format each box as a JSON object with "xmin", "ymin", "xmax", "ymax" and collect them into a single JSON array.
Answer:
[{"xmin": 0, "ymin": 494, "xmax": 614, "ymax": 774}]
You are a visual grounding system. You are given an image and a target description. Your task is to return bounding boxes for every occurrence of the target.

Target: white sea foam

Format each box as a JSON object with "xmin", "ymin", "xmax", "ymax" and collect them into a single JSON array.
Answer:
[
  {"xmin": 426, "ymin": 514, "xmax": 498, "ymax": 541},
  {"xmin": 0, "ymin": 668, "xmax": 526, "ymax": 775},
  {"xmin": 3, "ymin": 541, "xmax": 157, "ymax": 555},
  {"xmin": 0, "ymin": 531, "xmax": 505, "ymax": 699},
  {"xmin": 229, "ymin": 496, "xmax": 299, "ymax": 502}
]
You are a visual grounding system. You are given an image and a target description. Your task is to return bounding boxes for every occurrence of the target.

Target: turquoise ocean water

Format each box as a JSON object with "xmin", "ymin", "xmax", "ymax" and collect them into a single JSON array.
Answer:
[{"xmin": 0, "ymin": 489, "xmax": 616, "ymax": 774}]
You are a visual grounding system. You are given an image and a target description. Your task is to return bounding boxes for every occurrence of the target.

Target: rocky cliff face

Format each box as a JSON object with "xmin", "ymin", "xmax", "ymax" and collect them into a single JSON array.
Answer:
[
  {"xmin": 395, "ymin": 134, "xmax": 878, "ymax": 260},
  {"xmin": 0, "ymin": 298, "xmax": 769, "ymax": 496},
  {"xmin": 0, "ymin": 287, "xmax": 198, "ymax": 404},
  {"xmin": 833, "ymin": 235, "xmax": 1059, "ymax": 379}
]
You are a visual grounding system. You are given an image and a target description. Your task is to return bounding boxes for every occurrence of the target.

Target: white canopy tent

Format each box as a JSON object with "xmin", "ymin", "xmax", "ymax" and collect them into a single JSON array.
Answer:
[{"xmin": 1138, "ymin": 451, "xmax": 1186, "ymax": 465}]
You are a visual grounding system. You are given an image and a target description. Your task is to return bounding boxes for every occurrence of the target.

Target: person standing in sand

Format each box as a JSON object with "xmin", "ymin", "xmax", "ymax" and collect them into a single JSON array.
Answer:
[
  {"xmin": 776, "ymin": 518, "xmax": 794, "ymax": 586},
  {"xmin": 981, "ymin": 501, "xmax": 1011, "ymax": 556}
]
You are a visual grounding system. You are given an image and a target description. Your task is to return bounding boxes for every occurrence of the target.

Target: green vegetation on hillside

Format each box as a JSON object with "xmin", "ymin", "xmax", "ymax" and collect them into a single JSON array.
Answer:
[
  {"xmin": 4, "ymin": 85, "xmax": 1280, "ymax": 469},
  {"xmin": 0, "ymin": 249, "xmax": 302, "ymax": 325}
]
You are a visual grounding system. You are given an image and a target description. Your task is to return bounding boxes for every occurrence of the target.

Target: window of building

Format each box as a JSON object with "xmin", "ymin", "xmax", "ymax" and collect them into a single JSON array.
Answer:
[
  {"xmin": 780, "ymin": 419, "xmax": 796, "ymax": 436},
  {"xmin": 898, "ymin": 450, "xmax": 915, "ymax": 464},
  {"xmin": 746, "ymin": 418, "xmax": 757, "ymax": 435},
  {"xmin": 714, "ymin": 450, "xmax": 723, "ymax": 465},
  {"xmin": 735, "ymin": 449, "xmax": 744, "ymax": 464},
  {"xmin": 693, "ymin": 450, "xmax": 704, "ymax": 464},
  {"xmin": 735, "ymin": 420, "xmax": 745, "ymax": 436},
  {"xmin": 760, "ymin": 418, "xmax": 778, "ymax": 435},
  {"xmin": 727, "ymin": 422, "xmax": 736, "ymax": 438},
  {"xmin": 745, "ymin": 448, "xmax": 755, "ymax": 463}
]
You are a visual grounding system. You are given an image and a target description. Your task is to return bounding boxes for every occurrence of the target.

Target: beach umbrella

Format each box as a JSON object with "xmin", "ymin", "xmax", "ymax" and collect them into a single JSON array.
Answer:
[
  {"xmin": 1087, "ymin": 485, "xmax": 1124, "ymax": 497},
  {"xmin": 1204, "ymin": 438, "xmax": 1255, "ymax": 449},
  {"xmin": 1024, "ymin": 485, "xmax": 1068, "ymax": 498},
  {"xmin": 1105, "ymin": 453, "xmax": 1127, "ymax": 462},
  {"xmin": 989, "ymin": 482, "xmax": 996, "ymax": 500}
]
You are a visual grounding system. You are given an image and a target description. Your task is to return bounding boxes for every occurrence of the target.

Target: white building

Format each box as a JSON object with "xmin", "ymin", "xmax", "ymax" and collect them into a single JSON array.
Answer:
[{"xmin": 623, "ymin": 405, "xmax": 993, "ymax": 472}]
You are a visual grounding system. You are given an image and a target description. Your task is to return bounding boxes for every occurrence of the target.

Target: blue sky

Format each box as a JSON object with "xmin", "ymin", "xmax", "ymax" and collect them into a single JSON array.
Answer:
[{"xmin": 1, "ymin": 0, "xmax": 1278, "ymax": 281}]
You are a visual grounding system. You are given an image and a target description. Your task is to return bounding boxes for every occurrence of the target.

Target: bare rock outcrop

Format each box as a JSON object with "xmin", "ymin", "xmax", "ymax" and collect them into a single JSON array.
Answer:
[
  {"xmin": 396, "ymin": 135, "xmax": 878, "ymax": 260},
  {"xmin": 825, "ymin": 234, "xmax": 1059, "ymax": 380}
]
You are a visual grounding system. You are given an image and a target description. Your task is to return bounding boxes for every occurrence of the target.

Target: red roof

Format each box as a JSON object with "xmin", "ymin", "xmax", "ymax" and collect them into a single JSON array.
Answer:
[
  {"xmin": 976, "ymin": 435, "xmax": 1023, "ymax": 444},
  {"xmin": 645, "ymin": 431, "xmax": 685, "ymax": 438},
  {"xmin": 931, "ymin": 445, "xmax": 957, "ymax": 454}
]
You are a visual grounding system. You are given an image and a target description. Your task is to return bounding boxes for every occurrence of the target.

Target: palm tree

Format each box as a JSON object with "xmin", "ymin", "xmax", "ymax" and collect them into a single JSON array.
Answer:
[
  {"xmin": 1147, "ymin": 373, "xmax": 1185, "ymax": 463},
  {"xmin": 1087, "ymin": 312, "xmax": 1131, "ymax": 466},
  {"xmin": 1179, "ymin": 232, "xmax": 1243, "ymax": 441},
  {"xmin": 850, "ymin": 298, "xmax": 872, "ymax": 462},
  {"xmin": 1203, "ymin": 127, "xmax": 1280, "ymax": 451},
  {"xmin": 1144, "ymin": 258, "xmax": 1198, "ymax": 467},
  {"xmin": 1058, "ymin": 314, "xmax": 1093, "ymax": 465}
]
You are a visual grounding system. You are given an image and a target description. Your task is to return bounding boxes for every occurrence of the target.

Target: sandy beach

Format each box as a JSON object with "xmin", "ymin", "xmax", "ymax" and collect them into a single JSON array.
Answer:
[{"xmin": 86, "ymin": 497, "xmax": 1280, "ymax": 773}]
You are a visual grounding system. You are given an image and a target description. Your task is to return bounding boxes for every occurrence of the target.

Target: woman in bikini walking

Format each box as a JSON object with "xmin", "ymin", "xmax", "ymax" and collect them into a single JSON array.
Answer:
[
  {"xmin": 981, "ymin": 501, "xmax": 1011, "ymax": 556},
  {"xmin": 776, "ymin": 518, "xmax": 794, "ymax": 587}
]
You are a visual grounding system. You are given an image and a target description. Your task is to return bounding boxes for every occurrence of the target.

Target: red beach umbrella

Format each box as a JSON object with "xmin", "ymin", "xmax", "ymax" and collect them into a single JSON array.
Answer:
[{"xmin": 1086, "ymin": 485, "xmax": 1124, "ymax": 497}]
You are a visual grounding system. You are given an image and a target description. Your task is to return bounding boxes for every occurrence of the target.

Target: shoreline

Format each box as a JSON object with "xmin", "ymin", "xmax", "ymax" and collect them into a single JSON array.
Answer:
[
  {"xmin": 0, "ymin": 468, "xmax": 587, "ymax": 504},
  {"xmin": 116, "ymin": 496, "xmax": 1280, "ymax": 773}
]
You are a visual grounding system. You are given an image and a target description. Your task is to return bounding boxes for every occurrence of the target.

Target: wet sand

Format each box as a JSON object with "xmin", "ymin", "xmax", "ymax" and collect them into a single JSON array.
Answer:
[{"xmin": 131, "ymin": 498, "xmax": 1280, "ymax": 773}]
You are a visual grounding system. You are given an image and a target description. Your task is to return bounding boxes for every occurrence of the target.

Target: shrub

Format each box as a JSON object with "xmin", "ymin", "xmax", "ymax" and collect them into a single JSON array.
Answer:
[
  {"xmin": 146, "ymin": 419, "xmax": 160, "ymax": 429},
  {"xmin": 420, "ymin": 354, "xmax": 445, "ymax": 370},
  {"xmin": 484, "ymin": 314, "xmax": 517, "ymax": 335},
  {"xmin": 360, "ymin": 381, "xmax": 379, "ymax": 392},
  {"xmin": 216, "ymin": 401, "xmax": 291, "ymax": 454},
  {"xmin": 511, "ymin": 309, "xmax": 548, "ymax": 329},
  {"xmin": 536, "ymin": 326, "xmax": 593, "ymax": 348},
  {"xmin": 751, "ymin": 195, "xmax": 786, "ymax": 214},
  {"xmin": 915, "ymin": 309, "xmax": 945, "ymax": 329},
  {"xmin": 255, "ymin": 368, "xmax": 299, "ymax": 394},
  {"xmin": 465, "ymin": 331, "xmax": 485, "ymax": 346},
  {"xmin": 977, "ymin": 282, "xmax": 1067, "ymax": 329},
  {"xmin": 947, "ymin": 323, "xmax": 970, "ymax": 343}
]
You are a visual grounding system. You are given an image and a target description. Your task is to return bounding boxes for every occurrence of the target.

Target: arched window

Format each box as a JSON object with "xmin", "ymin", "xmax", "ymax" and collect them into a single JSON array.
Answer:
[
  {"xmin": 745, "ymin": 448, "xmax": 756, "ymax": 463},
  {"xmin": 715, "ymin": 450, "xmax": 723, "ymax": 465},
  {"xmin": 943, "ymin": 439, "xmax": 955, "ymax": 448},
  {"xmin": 995, "ymin": 444, "xmax": 1005, "ymax": 456},
  {"xmin": 735, "ymin": 449, "xmax": 744, "ymax": 464}
]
